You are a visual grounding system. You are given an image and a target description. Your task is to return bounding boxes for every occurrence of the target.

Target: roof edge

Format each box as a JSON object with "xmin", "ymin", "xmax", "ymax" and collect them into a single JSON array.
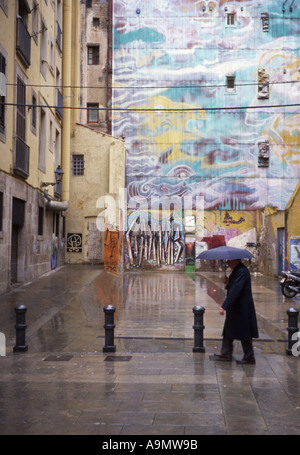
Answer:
[{"xmin": 75, "ymin": 123, "xmax": 125, "ymax": 142}]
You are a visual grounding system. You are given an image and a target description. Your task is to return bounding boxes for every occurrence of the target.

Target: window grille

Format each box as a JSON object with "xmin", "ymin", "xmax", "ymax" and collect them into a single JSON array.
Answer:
[{"xmin": 73, "ymin": 155, "xmax": 84, "ymax": 176}]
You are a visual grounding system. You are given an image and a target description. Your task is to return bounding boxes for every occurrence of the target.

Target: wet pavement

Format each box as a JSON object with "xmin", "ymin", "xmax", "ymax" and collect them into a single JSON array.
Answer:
[{"xmin": 0, "ymin": 264, "xmax": 300, "ymax": 435}]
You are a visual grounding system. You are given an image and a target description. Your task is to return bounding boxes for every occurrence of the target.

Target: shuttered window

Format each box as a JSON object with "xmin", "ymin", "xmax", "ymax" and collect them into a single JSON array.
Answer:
[{"xmin": 16, "ymin": 76, "xmax": 26, "ymax": 141}]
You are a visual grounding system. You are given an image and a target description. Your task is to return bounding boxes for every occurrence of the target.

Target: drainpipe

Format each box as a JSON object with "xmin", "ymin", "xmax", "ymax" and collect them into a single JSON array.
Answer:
[
  {"xmin": 43, "ymin": 190, "xmax": 69, "ymax": 212},
  {"xmin": 61, "ymin": 0, "xmax": 72, "ymax": 202}
]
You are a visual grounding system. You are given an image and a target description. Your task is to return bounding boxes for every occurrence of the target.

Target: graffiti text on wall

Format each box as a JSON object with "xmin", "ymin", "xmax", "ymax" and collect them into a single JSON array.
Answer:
[{"xmin": 125, "ymin": 212, "xmax": 184, "ymax": 269}]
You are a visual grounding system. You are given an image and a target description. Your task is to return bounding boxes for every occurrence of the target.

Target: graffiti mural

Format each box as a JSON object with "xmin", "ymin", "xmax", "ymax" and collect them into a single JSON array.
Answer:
[
  {"xmin": 202, "ymin": 210, "xmax": 256, "ymax": 243},
  {"xmin": 290, "ymin": 237, "xmax": 300, "ymax": 271},
  {"xmin": 112, "ymin": 0, "xmax": 300, "ymax": 267},
  {"xmin": 104, "ymin": 228, "xmax": 120, "ymax": 273},
  {"xmin": 125, "ymin": 210, "xmax": 184, "ymax": 269}
]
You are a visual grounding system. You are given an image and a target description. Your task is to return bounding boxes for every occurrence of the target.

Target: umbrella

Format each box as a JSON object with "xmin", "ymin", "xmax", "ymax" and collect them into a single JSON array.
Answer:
[{"xmin": 197, "ymin": 245, "xmax": 253, "ymax": 260}]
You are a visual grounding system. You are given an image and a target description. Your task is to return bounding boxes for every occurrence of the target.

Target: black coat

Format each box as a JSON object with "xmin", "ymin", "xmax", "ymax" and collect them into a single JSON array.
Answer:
[{"xmin": 221, "ymin": 262, "xmax": 259, "ymax": 341}]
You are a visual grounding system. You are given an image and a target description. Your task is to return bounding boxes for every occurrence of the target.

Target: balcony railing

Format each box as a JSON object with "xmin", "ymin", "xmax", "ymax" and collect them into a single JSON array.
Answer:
[
  {"xmin": 16, "ymin": 18, "xmax": 31, "ymax": 68},
  {"xmin": 56, "ymin": 88, "xmax": 63, "ymax": 120},
  {"xmin": 14, "ymin": 137, "xmax": 30, "ymax": 179}
]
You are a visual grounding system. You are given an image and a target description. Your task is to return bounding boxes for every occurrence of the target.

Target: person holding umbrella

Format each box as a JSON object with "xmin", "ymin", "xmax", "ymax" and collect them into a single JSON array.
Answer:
[
  {"xmin": 197, "ymin": 246, "xmax": 259, "ymax": 364},
  {"xmin": 213, "ymin": 257, "xmax": 259, "ymax": 364}
]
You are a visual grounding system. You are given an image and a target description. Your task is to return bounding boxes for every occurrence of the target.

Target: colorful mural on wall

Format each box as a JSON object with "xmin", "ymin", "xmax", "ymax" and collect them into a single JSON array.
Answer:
[
  {"xmin": 104, "ymin": 228, "xmax": 120, "ymax": 273},
  {"xmin": 112, "ymin": 0, "xmax": 300, "ymax": 267},
  {"xmin": 124, "ymin": 209, "xmax": 184, "ymax": 269}
]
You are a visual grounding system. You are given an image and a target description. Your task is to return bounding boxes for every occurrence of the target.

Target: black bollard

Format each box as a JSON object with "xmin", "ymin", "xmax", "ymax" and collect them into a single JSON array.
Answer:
[
  {"xmin": 286, "ymin": 308, "xmax": 299, "ymax": 356},
  {"xmin": 14, "ymin": 305, "xmax": 28, "ymax": 352},
  {"xmin": 103, "ymin": 305, "xmax": 116, "ymax": 353},
  {"xmin": 193, "ymin": 306, "xmax": 205, "ymax": 353}
]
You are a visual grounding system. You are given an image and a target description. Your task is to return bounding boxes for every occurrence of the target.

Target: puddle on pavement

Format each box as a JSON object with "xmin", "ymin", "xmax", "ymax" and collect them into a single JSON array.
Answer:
[{"xmin": 24, "ymin": 270, "xmax": 294, "ymax": 355}]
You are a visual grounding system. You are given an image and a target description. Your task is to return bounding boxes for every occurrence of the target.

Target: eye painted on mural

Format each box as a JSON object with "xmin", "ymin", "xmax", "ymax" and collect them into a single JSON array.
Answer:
[
  {"xmin": 198, "ymin": 1, "xmax": 207, "ymax": 12},
  {"xmin": 197, "ymin": 0, "xmax": 218, "ymax": 13},
  {"xmin": 208, "ymin": 2, "xmax": 217, "ymax": 13},
  {"xmin": 166, "ymin": 165, "xmax": 196, "ymax": 179}
]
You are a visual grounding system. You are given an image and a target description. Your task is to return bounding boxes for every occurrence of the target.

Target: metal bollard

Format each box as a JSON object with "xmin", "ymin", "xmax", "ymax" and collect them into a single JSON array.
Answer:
[
  {"xmin": 193, "ymin": 306, "xmax": 205, "ymax": 353},
  {"xmin": 286, "ymin": 308, "xmax": 299, "ymax": 356},
  {"xmin": 103, "ymin": 305, "xmax": 116, "ymax": 353},
  {"xmin": 14, "ymin": 305, "xmax": 28, "ymax": 352}
]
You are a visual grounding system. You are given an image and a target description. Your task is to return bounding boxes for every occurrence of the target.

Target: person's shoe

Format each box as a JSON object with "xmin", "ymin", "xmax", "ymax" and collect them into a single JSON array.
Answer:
[
  {"xmin": 212, "ymin": 354, "xmax": 232, "ymax": 362},
  {"xmin": 236, "ymin": 358, "xmax": 256, "ymax": 365}
]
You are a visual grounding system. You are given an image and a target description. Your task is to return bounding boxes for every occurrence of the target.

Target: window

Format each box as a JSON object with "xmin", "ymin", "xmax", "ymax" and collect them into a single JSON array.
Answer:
[
  {"xmin": 40, "ymin": 17, "xmax": 48, "ymax": 79},
  {"xmin": 87, "ymin": 46, "xmax": 99, "ymax": 65},
  {"xmin": 12, "ymin": 197, "xmax": 25, "ymax": 226},
  {"xmin": 50, "ymin": 39, "xmax": 54, "ymax": 73},
  {"xmin": 56, "ymin": 68, "xmax": 63, "ymax": 119},
  {"xmin": 49, "ymin": 118, "xmax": 53, "ymax": 151},
  {"xmin": 53, "ymin": 213, "xmax": 59, "ymax": 236},
  {"xmin": 73, "ymin": 155, "xmax": 84, "ymax": 176},
  {"xmin": 18, "ymin": 0, "xmax": 30, "ymax": 27},
  {"xmin": 0, "ymin": 52, "xmax": 6, "ymax": 135},
  {"xmin": 38, "ymin": 206, "xmax": 44, "ymax": 236},
  {"xmin": 56, "ymin": 0, "xmax": 62, "ymax": 51},
  {"xmin": 62, "ymin": 215, "xmax": 66, "ymax": 239},
  {"xmin": 31, "ymin": 92, "xmax": 37, "ymax": 132},
  {"xmin": 258, "ymin": 69, "xmax": 269, "ymax": 99},
  {"xmin": 56, "ymin": 214, "xmax": 59, "ymax": 237},
  {"xmin": 55, "ymin": 128, "xmax": 61, "ymax": 167},
  {"xmin": 87, "ymin": 103, "xmax": 99, "ymax": 123},
  {"xmin": 227, "ymin": 13, "xmax": 235, "ymax": 26},
  {"xmin": 32, "ymin": 1, "xmax": 39, "ymax": 43},
  {"xmin": 0, "ymin": 1, "xmax": 8, "ymax": 16},
  {"xmin": 258, "ymin": 141, "xmax": 270, "ymax": 167},
  {"xmin": 15, "ymin": 73, "xmax": 29, "ymax": 178},
  {"xmin": 39, "ymin": 106, "xmax": 46, "ymax": 171},
  {"xmin": 93, "ymin": 18, "xmax": 100, "ymax": 28},
  {"xmin": 261, "ymin": 12, "xmax": 269, "ymax": 32},
  {"xmin": 226, "ymin": 75, "xmax": 236, "ymax": 91},
  {"xmin": 16, "ymin": 76, "xmax": 26, "ymax": 141}
]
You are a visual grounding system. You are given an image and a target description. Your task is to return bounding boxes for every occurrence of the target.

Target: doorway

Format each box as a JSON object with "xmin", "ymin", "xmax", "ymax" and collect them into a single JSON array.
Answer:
[
  {"xmin": 11, "ymin": 224, "xmax": 19, "ymax": 283},
  {"xmin": 277, "ymin": 227, "xmax": 284, "ymax": 275},
  {"xmin": 11, "ymin": 198, "xmax": 25, "ymax": 284}
]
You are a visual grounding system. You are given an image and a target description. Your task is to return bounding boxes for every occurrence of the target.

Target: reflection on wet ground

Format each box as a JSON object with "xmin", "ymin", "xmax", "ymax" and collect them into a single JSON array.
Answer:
[
  {"xmin": 0, "ymin": 266, "xmax": 296, "ymax": 355},
  {"xmin": 1, "ymin": 265, "xmax": 300, "ymax": 435}
]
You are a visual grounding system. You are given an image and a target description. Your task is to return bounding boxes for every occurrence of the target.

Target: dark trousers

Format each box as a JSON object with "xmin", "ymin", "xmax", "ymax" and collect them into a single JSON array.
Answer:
[{"xmin": 221, "ymin": 338, "xmax": 255, "ymax": 360}]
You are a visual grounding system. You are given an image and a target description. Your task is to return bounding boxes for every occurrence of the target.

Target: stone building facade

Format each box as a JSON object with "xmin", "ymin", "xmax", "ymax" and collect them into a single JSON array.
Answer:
[
  {"xmin": 80, "ymin": 0, "xmax": 111, "ymax": 133},
  {"xmin": 0, "ymin": 0, "xmax": 80, "ymax": 294}
]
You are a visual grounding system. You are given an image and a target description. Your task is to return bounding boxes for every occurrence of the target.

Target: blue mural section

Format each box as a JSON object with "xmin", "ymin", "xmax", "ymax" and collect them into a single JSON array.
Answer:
[{"xmin": 112, "ymin": 0, "xmax": 300, "ymax": 212}]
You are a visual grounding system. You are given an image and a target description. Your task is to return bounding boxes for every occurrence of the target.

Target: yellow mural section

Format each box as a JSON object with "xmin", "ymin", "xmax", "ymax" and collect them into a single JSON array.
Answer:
[
  {"xmin": 201, "ymin": 210, "xmax": 256, "ymax": 243},
  {"xmin": 137, "ymin": 96, "xmax": 207, "ymax": 163}
]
